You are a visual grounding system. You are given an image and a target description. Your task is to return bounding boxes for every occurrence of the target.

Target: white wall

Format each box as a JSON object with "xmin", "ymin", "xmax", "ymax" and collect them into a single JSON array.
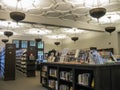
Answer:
[
  {"xmin": 61, "ymin": 31, "xmax": 119, "ymax": 54},
  {"xmin": 0, "ymin": 31, "xmax": 119, "ymax": 54}
]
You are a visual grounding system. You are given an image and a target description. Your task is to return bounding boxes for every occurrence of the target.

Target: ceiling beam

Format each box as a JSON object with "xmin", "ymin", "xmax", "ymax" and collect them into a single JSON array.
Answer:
[{"xmin": 0, "ymin": 10, "xmax": 105, "ymax": 32}]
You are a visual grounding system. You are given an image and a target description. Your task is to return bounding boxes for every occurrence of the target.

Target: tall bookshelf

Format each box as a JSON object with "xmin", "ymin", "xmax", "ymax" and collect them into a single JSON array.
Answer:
[
  {"xmin": 0, "ymin": 44, "xmax": 16, "ymax": 81},
  {"xmin": 12, "ymin": 39, "xmax": 44, "ymax": 70},
  {"xmin": 40, "ymin": 62, "xmax": 120, "ymax": 90},
  {"xmin": 16, "ymin": 46, "xmax": 36, "ymax": 77}
]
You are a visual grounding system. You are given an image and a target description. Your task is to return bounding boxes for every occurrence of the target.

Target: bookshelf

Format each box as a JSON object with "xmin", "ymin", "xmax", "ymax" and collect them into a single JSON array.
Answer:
[
  {"xmin": 12, "ymin": 39, "xmax": 44, "ymax": 70},
  {"xmin": 40, "ymin": 62, "xmax": 120, "ymax": 90},
  {"xmin": 16, "ymin": 46, "xmax": 36, "ymax": 77},
  {"xmin": 0, "ymin": 44, "xmax": 16, "ymax": 81}
]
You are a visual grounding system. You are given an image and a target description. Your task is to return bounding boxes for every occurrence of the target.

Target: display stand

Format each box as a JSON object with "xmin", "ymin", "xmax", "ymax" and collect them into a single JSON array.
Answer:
[{"xmin": 40, "ymin": 62, "xmax": 120, "ymax": 90}]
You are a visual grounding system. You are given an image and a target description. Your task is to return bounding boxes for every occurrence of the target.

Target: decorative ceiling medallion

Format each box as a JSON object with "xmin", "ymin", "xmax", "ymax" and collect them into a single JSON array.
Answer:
[
  {"xmin": 1, "ymin": 39, "xmax": 9, "ymax": 43},
  {"xmin": 4, "ymin": 31, "xmax": 13, "ymax": 37},
  {"xmin": 105, "ymin": 26, "xmax": 116, "ymax": 34},
  {"xmin": 72, "ymin": 7, "xmax": 89, "ymax": 15},
  {"xmin": 71, "ymin": 37, "xmax": 79, "ymax": 42},
  {"xmin": 54, "ymin": 42, "xmax": 60, "ymax": 45},
  {"xmin": 28, "ymin": 9, "xmax": 44, "ymax": 14},
  {"xmin": 61, "ymin": 14, "xmax": 78, "ymax": 20},
  {"xmin": 89, "ymin": 7, "xmax": 106, "ymax": 20},
  {"xmin": 10, "ymin": 11, "xmax": 25, "ymax": 22},
  {"xmin": 54, "ymin": 2, "xmax": 73, "ymax": 12},
  {"xmin": 45, "ymin": 11, "xmax": 62, "ymax": 17}
]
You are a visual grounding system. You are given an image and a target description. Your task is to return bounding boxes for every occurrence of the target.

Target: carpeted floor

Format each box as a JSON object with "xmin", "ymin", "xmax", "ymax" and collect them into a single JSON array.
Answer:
[{"xmin": 0, "ymin": 71, "xmax": 48, "ymax": 90}]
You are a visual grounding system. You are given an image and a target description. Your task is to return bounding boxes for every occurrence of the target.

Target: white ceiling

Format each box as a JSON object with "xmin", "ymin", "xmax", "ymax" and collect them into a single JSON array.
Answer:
[{"xmin": 0, "ymin": 0, "xmax": 120, "ymax": 39}]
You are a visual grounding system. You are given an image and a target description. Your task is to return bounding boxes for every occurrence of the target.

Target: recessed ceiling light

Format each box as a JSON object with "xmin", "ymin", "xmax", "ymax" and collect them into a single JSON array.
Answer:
[
  {"xmin": 63, "ymin": 28, "xmax": 85, "ymax": 34},
  {"xmin": 26, "ymin": 28, "xmax": 52, "ymax": 35},
  {"xmin": 46, "ymin": 34, "xmax": 67, "ymax": 39},
  {"xmin": 0, "ymin": 21, "xmax": 22, "ymax": 28}
]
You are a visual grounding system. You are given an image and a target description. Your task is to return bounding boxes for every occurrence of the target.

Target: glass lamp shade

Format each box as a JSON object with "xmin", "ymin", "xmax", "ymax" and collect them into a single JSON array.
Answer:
[
  {"xmin": 71, "ymin": 37, "xmax": 79, "ymax": 42},
  {"xmin": 89, "ymin": 7, "xmax": 106, "ymax": 19},
  {"xmin": 4, "ymin": 31, "xmax": 13, "ymax": 37},
  {"xmin": 1, "ymin": 39, "xmax": 9, "ymax": 43},
  {"xmin": 35, "ymin": 38, "xmax": 42, "ymax": 42},
  {"xmin": 10, "ymin": 11, "xmax": 25, "ymax": 22},
  {"xmin": 54, "ymin": 42, "xmax": 60, "ymax": 45},
  {"xmin": 105, "ymin": 26, "xmax": 116, "ymax": 34}
]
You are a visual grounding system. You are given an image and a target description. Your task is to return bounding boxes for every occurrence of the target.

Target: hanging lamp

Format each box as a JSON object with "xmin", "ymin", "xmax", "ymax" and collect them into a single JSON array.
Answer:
[
  {"xmin": 105, "ymin": 27, "xmax": 116, "ymax": 34},
  {"xmin": 71, "ymin": 28, "xmax": 79, "ymax": 42},
  {"xmin": 54, "ymin": 35, "xmax": 60, "ymax": 46},
  {"xmin": 71, "ymin": 37, "xmax": 79, "ymax": 42},
  {"xmin": 54, "ymin": 42, "xmax": 60, "ymax": 45},
  {"xmin": 4, "ymin": 31, "xmax": 13, "ymax": 38},
  {"xmin": 89, "ymin": 0, "xmax": 106, "ymax": 22},
  {"xmin": 1, "ymin": 39, "xmax": 9, "ymax": 44},
  {"xmin": 10, "ymin": 0, "xmax": 25, "ymax": 22},
  {"xmin": 10, "ymin": 11, "xmax": 25, "ymax": 22},
  {"xmin": 89, "ymin": 8, "xmax": 106, "ymax": 20},
  {"xmin": 35, "ymin": 31, "xmax": 42, "ymax": 42},
  {"xmin": 105, "ymin": 16, "xmax": 116, "ymax": 34}
]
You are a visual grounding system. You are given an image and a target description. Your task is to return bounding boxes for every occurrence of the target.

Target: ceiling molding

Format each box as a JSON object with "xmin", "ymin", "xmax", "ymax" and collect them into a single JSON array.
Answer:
[{"xmin": 0, "ymin": 10, "xmax": 106, "ymax": 32}]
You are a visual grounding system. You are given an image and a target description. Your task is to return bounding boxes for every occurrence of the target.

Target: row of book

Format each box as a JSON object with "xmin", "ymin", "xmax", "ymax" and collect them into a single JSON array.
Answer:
[
  {"xmin": 42, "ymin": 66, "xmax": 47, "ymax": 72},
  {"xmin": 60, "ymin": 71, "xmax": 73, "ymax": 82},
  {"xmin": 49, "ymin": 69, "xmax": 57, "ymax": 77},
  {"xmin": 48, "ymin": 80, "xmax": 58, "ymax": 90},
  {"xmin": 59, "ymin": 84, "xmax": 73, "ymax": 90},
  {"xmin": 78, "ymin": 73, "xmax": 91, "ymax": 86}
]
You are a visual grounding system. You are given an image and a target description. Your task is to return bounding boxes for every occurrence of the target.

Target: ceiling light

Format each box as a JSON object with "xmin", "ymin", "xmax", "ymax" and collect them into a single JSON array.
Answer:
[
  {"xmin": 89, "ymin": 7, "xmax": 106, "ymax": 21},
  {"xmin": 46, "ymin": 34, "xmax": 67, "ymax": 39},
  {"xmin": 4, "ymin": 31, "xmax": 13, "ymax": 38},
  {"xmin": 63, "ymin": 28, "xmax": 84, "ymax": 34},
  {"xmin": 54, "ymin": 42, "xmax": 60, "ymax": 46},
  {"xmin": 10, "ymin": 11, "xmax": 25, "ymax": 22},
  {"xmin": 71, "ymin": 37, "xmax": 79, "ymax": 42},
  {"xmin": 0, "ymin": 21, "xmax": 21, "ymax": 28},
  {"xmin": 1, "ymin": 39, "xmax": 9, "ymax": 44},
  {"xmin": 9, "ymin": 0, "xmax": 26, "ymax": 22},
  {"xmin": 105, "ymin": 26, "xmax": 116, "ymax": 34},
  {"xmin": 27, "ymin": 28, "xmax": 52, "ymax": 35}
]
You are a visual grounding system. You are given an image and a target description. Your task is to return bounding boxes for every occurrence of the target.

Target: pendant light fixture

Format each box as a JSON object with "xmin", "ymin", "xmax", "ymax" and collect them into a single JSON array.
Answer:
[
  {"xmin": 54, "ymin": 35, "xmax": 60, "ymax": 46},
  {"xmin": 10, "ymin": 0, "xmax": 25, "ymax": 22},
  {"xmin": 105, "ymin": 16, "xmax": 116, "ymax": 34},
  {"xmin": 1, "ymin": 39, "xmax": 9, "ymax": 44},
  {"xmin": 35, "ymin": 31, "xmax": 42, "ymax": 42},
  {"xmin": 71, "ymin": 28, "xmax": 79, "ymax": 42},
  {"xmin": 54, "ymin": 42, "xmax": 60, "ymax": 45},
  {"xmin": 4, "ymin": 31, "xmax": 13, "ymax": 38},
  {"xmin": 71, "ymin": 37, "xmax": 79, "ymax": 42},
  {"xmin": 89, "ymin": 0, "xmax": 106, "ymax": 22}
]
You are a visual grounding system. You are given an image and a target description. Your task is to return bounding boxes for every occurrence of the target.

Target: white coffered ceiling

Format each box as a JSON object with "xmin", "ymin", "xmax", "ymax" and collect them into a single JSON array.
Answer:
[{"xmin": 0, "ymin": 0, "xmax": 120, "ymax": 39}]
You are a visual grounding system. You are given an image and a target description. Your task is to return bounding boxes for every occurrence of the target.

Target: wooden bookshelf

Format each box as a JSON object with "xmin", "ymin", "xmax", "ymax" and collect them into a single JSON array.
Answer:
[
  {"xmin": 0, "ymin": 44, "xmax": 16, "ymax": 81},
  {"xmin": 16, "ymin": 46, "xmax": 36, "ymax": 77},
  {"xmin": 40, "ymin": 62, "xmax": 120, "ymax": 90}
]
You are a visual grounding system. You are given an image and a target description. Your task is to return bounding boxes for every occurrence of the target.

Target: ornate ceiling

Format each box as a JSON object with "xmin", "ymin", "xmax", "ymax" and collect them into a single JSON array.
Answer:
[{"xmin": 0, "ymin": 0, "xmax": 120, "ymax": 39}]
